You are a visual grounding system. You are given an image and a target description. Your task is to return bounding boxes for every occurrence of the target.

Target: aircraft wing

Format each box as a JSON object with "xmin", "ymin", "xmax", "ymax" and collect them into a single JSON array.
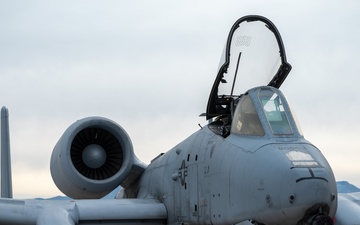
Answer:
[
  {"xmin": 335, "ymin": 192, "xmax": 360, "ymax": 225},
  {"xmin": 0, "ymin": 198, "xmax": 167, "ymax": 225}
]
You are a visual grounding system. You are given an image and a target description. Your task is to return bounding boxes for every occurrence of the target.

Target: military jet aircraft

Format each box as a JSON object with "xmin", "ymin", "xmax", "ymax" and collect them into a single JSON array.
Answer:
[{"xmin": 0, "ymin": 15, "xmax": 343, "ymax": 225}]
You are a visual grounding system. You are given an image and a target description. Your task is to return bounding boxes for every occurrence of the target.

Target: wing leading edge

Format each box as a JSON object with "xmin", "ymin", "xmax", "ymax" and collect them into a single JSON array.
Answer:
[
  {"xmin": 0, "ymin": 198, "xmax": 167, "ymax": 225},
  {"xmin": 335, "ymin": 192, "xmax": 360, "ymax": 225}
]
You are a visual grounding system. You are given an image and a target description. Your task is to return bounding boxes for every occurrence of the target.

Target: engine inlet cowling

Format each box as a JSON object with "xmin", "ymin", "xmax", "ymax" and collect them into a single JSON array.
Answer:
[{"xmin": 50, "ymin": 117, "xmax": 135, "ymax": 199}]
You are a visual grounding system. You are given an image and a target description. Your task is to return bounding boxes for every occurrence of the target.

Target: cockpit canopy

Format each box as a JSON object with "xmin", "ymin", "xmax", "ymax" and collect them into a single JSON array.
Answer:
[{"xmin": 206, "ymin": 15, "xmax": 291, "ymax": 120}]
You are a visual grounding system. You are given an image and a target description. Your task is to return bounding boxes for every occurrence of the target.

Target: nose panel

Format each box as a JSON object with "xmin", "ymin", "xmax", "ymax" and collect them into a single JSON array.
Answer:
[
  {"xmin": 248, "ymin": 144, "xmax": 337, "ymax": 225},
  {"xmin": 278, "ymin": 167, "xmax": 337, "ymax": 224}
]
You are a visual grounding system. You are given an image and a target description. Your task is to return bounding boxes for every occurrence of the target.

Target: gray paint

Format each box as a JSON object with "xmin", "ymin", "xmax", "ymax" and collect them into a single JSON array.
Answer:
[
  {"xmin": 335, "ymin": 192, "xmax": 360, "ymax": 225},
  {"xmin": 136, "ymin": 87, "xmax": 337, "ymax": 225},
  {"xmin": 0, "ymin": 14, "xmax": 356, "ymax": 225},
  {"xmin": 0, "ymin": 198, "xmax": 166, "ymax": 225}
]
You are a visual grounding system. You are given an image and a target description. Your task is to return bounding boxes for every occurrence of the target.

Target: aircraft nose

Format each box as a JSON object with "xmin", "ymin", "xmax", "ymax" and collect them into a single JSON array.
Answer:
[
  {"xmin": 279, "ymin": 167, "xmax": 337, "ymax": 222},
  {"xmin": 247, "ymin": 144, "xmax": 337, "ymax": 225}
]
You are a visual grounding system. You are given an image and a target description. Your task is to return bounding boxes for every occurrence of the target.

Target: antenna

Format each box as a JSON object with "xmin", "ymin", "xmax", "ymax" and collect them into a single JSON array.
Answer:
[{"xmin": 1, "ymin": 106, "xmax": 13, "ymax": 198}]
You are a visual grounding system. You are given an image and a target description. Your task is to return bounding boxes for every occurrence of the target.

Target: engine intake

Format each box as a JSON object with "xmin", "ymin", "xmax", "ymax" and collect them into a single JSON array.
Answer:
[
  {"xmin": 50, "ymin": 117, "xmax": 144, "ymax": 199},
  {"xmin": 71, "ymin": 127, "xmax": 122, "ymax": 180}
]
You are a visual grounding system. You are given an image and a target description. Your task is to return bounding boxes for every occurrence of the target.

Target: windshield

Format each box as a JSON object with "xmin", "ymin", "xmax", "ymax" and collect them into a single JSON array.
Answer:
[
  {"xmin": 229, "ymin": 87, "xmax": 302, "ymax": 137},
  {"xmin": 258, "ymin": 88, "xmax": 293, "ymax": 135}
]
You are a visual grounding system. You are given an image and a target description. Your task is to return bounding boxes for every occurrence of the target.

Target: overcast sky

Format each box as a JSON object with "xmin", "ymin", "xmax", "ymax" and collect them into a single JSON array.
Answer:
[{"xmin": 1, "ymin": 0, "xmax": 359, "ymax": 198}]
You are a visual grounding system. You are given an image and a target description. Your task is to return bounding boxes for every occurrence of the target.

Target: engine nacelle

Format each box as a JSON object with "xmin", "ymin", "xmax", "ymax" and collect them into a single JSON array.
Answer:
[{"xmin": 50, "ymin": 117, "xmax": 142, "ymax": 199}]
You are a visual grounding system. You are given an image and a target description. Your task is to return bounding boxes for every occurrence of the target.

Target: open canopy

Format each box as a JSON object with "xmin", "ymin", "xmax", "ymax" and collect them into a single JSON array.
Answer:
[{"xmin": 206, "ymin": 15, "xmax": 292, "ymax": 120}]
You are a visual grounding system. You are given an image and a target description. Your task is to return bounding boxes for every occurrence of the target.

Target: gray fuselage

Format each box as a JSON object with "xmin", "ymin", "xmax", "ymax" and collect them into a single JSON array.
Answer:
[{"xmin": 129, "ymin": 87, "xmax": 337, "ymax": 225}]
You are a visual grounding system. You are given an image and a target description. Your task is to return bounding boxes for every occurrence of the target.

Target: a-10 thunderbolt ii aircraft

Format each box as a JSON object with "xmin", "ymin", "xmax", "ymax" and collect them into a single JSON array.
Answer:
[{"xmin": 0, "ymin": 15, "xmax": 343, "ymax": 225}]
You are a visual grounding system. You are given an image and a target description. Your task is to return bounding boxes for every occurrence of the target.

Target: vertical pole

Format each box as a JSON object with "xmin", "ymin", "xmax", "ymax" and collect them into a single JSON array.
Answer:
[{"xmin": 1, "ymin": 106, "xmax": 13, "ymax": 198}]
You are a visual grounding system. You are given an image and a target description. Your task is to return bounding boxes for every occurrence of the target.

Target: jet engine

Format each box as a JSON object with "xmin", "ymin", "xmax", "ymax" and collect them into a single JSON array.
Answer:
[{"xmin": 50, "ymin": 117, "xmax": 145, "ymax": 199}]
